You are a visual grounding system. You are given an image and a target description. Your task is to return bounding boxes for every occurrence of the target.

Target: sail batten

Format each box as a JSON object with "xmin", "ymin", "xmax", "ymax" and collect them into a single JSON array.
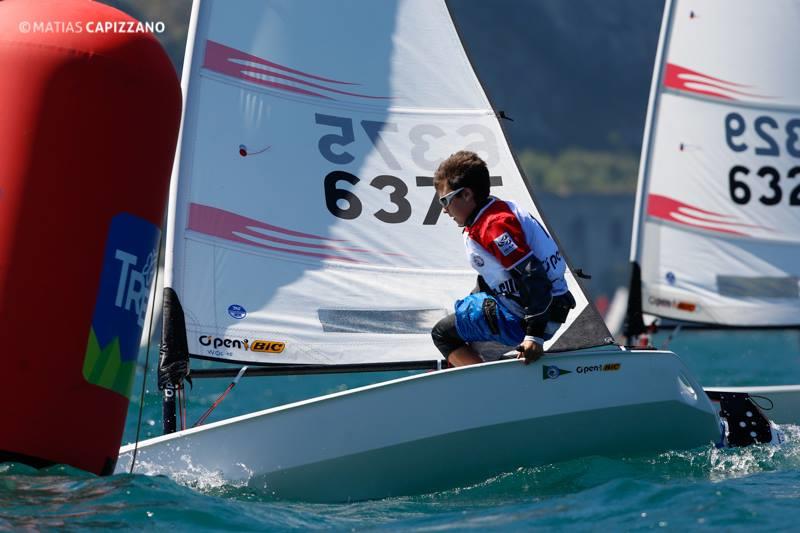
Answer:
[
  {"xmin": 628, "ymin": 0, "xmax": 800, "ymax": 330},
  {"xmin": 165, "ymin": 0, "xmax": 612, "ymax": 366}
]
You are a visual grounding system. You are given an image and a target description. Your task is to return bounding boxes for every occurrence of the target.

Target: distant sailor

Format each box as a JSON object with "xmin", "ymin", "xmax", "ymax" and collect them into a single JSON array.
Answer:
[{"xmin": 430, "ymin": 151, "xmax": 575, "ymax": 366}]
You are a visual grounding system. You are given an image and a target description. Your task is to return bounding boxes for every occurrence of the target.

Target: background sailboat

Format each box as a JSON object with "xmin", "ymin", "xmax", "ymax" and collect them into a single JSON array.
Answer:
[{"xmin": 624, "ymin": 0, "xmax": 800, "ymax": 423}]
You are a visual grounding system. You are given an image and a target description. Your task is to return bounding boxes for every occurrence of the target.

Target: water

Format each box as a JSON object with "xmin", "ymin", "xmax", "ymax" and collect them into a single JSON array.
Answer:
[{"xmin": 3, "ymin": 330, "xmax": 800, "ymax": 531}]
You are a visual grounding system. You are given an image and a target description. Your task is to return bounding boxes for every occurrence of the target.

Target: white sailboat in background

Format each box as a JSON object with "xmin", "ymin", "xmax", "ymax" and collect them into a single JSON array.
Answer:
[
  {"xmin": 624, "ymin": 0, "xmax": 800, "ymax": 424},
  {"xmin": 116, "ymin": 0, "xmax": 776, "ymax": 501}
]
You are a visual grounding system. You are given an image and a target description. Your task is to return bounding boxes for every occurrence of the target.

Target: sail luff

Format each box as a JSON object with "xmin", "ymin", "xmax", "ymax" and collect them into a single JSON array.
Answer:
[
  {"xmin": 629, "ymin": 0, "xmax": 676, "ymax": 266},
  {"xmin": 163, "ymin": 0, "xmax": 204, "ymax": 293},
  {"xmin": 158, "ymin": 0, "xmax": 205, "ymax": 432}
]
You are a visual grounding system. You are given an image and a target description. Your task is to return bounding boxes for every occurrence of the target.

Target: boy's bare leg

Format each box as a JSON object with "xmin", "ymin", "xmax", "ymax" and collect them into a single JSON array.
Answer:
[{"xmin": 447, "ymin": 345, "xmax": 482, "ymax": 367}]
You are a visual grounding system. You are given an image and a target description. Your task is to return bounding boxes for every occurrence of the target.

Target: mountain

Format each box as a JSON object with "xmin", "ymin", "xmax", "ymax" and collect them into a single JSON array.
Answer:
[{"xmin": 450, "ymin": 0, "xmax": 664, "ymax": 154}]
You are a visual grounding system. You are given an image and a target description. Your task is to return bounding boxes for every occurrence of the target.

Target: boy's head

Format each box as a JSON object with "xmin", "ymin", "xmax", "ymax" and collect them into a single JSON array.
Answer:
[{"xmin": 433, "ymin": 150, "xmax": 491, "ymax": 202}]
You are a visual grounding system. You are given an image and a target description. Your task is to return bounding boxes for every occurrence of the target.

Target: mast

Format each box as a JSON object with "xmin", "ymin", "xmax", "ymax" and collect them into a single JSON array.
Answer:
[
  {"xmin": 157, "ymin": 0, "xmax": 204, "ymax": 434},
  {"xmin": 624, "ymin": 0, "xmax": 675, "ymax": 341},
  {"xmin": 158, "ymin": 288, "xmax": 190, "ymax": 434}
]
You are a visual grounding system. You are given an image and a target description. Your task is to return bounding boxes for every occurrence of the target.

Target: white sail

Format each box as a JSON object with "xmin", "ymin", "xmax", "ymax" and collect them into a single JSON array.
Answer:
[
  {"xmin": 166, "ymin": 0, "xmax": 609, "ymax": 366},
  {"xmin": 630, "ymin": 0, "xmax": 800, "ymax": 327}
]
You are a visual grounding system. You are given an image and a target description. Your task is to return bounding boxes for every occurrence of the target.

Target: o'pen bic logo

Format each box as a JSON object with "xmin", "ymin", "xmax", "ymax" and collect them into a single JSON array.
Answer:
[{"xmin": 543, "ymin": 365, "xmax": 571, "ymax": 380}]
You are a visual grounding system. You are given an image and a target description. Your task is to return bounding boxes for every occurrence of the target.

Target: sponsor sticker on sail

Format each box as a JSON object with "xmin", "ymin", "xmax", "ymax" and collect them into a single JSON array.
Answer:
[{"xmin": 197, "ymin": 335, "xmax": 285, "ymax": 358}]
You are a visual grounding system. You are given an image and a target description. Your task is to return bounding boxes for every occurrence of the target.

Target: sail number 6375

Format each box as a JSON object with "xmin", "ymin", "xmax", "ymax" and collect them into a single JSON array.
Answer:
[
  {"xmin": 316, "ymin": 113, "xmax": 502, "ymax": 224},
  {"xmin": 324, "ymin": 172, "xmax": 503, "ymax": 225}
]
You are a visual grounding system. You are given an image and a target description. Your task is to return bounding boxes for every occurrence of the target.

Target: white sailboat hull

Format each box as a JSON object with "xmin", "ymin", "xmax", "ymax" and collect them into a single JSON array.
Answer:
[{"xmin": 117, "ymin": 347, "xmax": 721, "ymax": 502}]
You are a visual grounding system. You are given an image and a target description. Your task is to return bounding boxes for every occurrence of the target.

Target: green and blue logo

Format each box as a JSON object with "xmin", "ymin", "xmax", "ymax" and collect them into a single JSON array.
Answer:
[{"xmin": 83, "ymin": 213, "xmax": 159, "ymax": 398}]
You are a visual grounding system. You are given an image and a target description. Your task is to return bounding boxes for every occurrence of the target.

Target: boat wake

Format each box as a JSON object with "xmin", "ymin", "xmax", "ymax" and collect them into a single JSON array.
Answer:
[
  {"xmin": 127, "ymin": 455, "xmax": 252, "ymax": 492},
  {"xmin": 708, "ymin": 424, "xmax": 800, "ymax": 480}
]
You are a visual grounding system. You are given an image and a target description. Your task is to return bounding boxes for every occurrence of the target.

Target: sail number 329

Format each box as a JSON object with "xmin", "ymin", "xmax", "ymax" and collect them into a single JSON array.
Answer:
[{"xmin": 725, "ymin": 112, "xmax": 800, "ymax": 206}]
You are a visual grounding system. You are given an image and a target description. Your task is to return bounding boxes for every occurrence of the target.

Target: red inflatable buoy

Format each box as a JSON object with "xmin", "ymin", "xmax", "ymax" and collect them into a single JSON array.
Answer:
[{"xmin": 0, "ymin": 0, "xmax": 181, "ymax": 474}]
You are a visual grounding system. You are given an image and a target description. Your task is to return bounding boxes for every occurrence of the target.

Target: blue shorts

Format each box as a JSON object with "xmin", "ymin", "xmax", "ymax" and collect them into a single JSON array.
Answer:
[{"xmin": 454, "ymin": 292, "xmax": 525, "ymax": 346}]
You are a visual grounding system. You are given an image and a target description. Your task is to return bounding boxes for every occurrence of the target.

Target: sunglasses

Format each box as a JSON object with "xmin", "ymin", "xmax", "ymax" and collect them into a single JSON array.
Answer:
[{"xmin": 438, "ymin": 187, "xmax": 465, "ymax": 208}]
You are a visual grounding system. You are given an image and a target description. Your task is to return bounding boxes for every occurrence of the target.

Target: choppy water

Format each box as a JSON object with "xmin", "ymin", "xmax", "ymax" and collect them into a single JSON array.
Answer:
[{"xmin": 3, "ymin": 328, "xmax": 800, "ymax": 531}]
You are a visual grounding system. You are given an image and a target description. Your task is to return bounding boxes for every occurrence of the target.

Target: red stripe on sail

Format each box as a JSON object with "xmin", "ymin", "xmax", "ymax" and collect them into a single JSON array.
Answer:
[
  {"xmin": 238, "ymin": 75, "xmax": 335, "ymax": 100},
  {"xmin": 205, "ymin": 40, "xmax": 357, "ymax": 85},
  {"xmin": 187, "ymin": 204, "xmax": 361, "ymax": 262},
  {"xmin": 203, "ymin": 40, "xmax": 390, "ymax": 101},
  {"xmin": 665, "ymin": 63, "xmax": 749, "ymax": 88},
  {"xmin": 187, "ymin": 204, "xmax": 405, "ymax": 261},
  {"xmin": 240, "ymin": 67, "xmax": 392, "ymax": 100},
  {"xmin": 646, "ymin": 194, "xmax": 771, "ymax": 236},
  {"xmin": 190, "ymin": 204, "xmax": 345, "ymax": 241},
  {"xmin": 663, "ymin": 63, "xmax": 773, "ymax": 101}
]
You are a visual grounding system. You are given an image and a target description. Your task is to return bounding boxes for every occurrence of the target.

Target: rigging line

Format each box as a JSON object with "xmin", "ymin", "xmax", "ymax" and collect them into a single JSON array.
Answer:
[
  {"xmin": 661, "ymin": 323, "xmax": 682, "ymax": 350},
  {"xmin": 129, "ymin": 230, "xmax": 165, "ymax": 474},
  {"xmin": 749, "ymin": 394, "xmax": 775, "ymax": 412},
  {"xmin": 193, "ymin": 366, "xmax": 249, "ymax": 427},
  {"xmin": 179, "ymin": 386, "xmax": 187, "ymax": 431}
]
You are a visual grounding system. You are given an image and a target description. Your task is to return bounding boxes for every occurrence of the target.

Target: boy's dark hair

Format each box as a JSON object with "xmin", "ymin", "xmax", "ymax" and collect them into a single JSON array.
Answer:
[{"xmin": 434, "ymin": 150, "xmax": 490, "ymax": 202}]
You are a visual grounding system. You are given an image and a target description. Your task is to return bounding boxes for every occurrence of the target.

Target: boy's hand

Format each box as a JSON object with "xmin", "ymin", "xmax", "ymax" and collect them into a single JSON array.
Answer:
[{"xmin": 516, "ymin": 339, "xmax": 543, "ymax": 365}]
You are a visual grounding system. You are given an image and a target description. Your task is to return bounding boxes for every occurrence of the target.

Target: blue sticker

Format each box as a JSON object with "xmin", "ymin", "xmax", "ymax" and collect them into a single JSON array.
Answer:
[
  {"xmin": 228, "ymin": 304, "xmax": 247, "ymax": 319},
  {"xmin": 666, "ymin": 271, "xmax": 676, "ymax": 285}
]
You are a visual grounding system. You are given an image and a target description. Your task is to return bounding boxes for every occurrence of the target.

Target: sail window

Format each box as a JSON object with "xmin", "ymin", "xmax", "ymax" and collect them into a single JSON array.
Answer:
[
  {"xmin": 717, "ymin": 276, "xmax": 799, "ymax": 299},
  {"xmin": 318, "ymin": 309, "xmax": 448, "ymax": 334}
]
